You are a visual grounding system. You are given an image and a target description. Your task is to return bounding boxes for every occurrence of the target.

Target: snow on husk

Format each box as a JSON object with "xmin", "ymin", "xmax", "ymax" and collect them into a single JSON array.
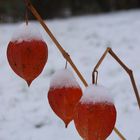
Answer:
[
  {"xmin": 80, "ymin": 84, "xmax": 114, "ymax": 104},
  {"xmin": 0, "ymin": 10, "xmax": 140, "ymax": 140},
  {"xmin": 49, "ymin": 69, "xmax": 80, "ymax": 89},
  {"xmin": 11, "ymin": 23, "xmax": 43, "ymax": 43}
]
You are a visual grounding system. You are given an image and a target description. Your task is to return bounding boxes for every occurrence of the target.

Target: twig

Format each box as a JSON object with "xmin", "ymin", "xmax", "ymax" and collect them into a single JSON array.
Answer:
[
  {"xmin": 65, "ymin": 60, "xmax": 68, "ymax": 69},
  {"xmin": 114, "ymin": 127, "xmax": 126, "ymax": 140},
  {"xmin": 25, "ymin": 0, "xmax": 88, "ymax": 87},
  {"xmin": 25, "ymin": 1, "xmax": 126, "ymax": 139},
  {"xmin": 92, "ymin": 70, "xmax": 98, "ymax": 85},
  {"xmin": 24, "ymin": 0, "xmax": 29, "ymax": 25},
  {"xmin": 93, "ymin": 47, "xmax": 140, "ymax": 110}
]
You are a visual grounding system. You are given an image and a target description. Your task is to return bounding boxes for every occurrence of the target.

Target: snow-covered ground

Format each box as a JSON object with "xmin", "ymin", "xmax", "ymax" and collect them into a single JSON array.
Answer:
[{"xmin": 0, "ymin": 10, "xmax": 140, "ymax": 140}]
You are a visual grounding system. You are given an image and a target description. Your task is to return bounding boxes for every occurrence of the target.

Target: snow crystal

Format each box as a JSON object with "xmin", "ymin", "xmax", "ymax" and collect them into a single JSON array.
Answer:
[
  {"xmin": 11, "ymin": 23, "xmax": 43, "ymax": 43},
  {"xmin": 49, "ymin": 69, "xmax": 80, "ymax": 89},
  {"xmin": 80, "ymin": 84, "xmax": 114, "ymax": 104}
]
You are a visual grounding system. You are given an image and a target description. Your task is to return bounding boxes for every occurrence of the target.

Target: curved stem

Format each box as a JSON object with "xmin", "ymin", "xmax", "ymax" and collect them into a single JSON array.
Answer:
[
  {"xmin": 93, "ymin": 47, "xmax": 140, "ymax": 109},
  {"xmin": 109, "ymin": 49, "xmax": 140, "ymax": 109},
  {"xmin": 92, "ymin": 70, "xmax": 98, "ymax": 85}
]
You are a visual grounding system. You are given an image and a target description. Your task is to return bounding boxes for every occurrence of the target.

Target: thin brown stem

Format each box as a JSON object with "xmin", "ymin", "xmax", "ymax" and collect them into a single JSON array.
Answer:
[
  {"xmin": 25, "ymin": 0, "xmax": 88, "ymax": 87},
  {"xmin": 114, "ymin": 127, "xmax": 126, "ymax": 140},
  {"xmin": 109, "ymin": 49, "xmax": 140, "ymax": 109},
  {"xmin": 25, "ymin": 1, "xmax": 126, "ymax": 139},
  {"xmin": 93, "ymin": 47, "xmax": 140, "ymax": 109},
  {"xmin": 24, "ymin": 0, "xmax": 29, "ymax": 25},
  {"xmin": 94, "ymin": 47, "xmax": 111, "ymax": 70},
  {"xmin": 65, "ymin": 60, "xmax": 68, "ymax": 69},
  {"xmin": 92, "ymin": 70, "xmax": 98, "ymax": 85},
  {"xmin": 109, "ymin": 49, "xmax": 131, "ymax": 75},
  {"xmin": 25, "ymin": 8, "xmax": 28, "ymax": 25}
]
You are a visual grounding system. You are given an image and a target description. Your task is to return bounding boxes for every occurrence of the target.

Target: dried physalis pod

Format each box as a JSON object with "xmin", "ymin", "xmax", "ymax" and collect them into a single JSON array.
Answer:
[
  {"xmin": 48, "ymin": 69, "xmax": 82, "ymax": 128},
  {"xmin": 7, "ymin": 23, "xmax": 48, "ymax": 86},
  {"xmin": 74, "ymin": 84, "xmax": 117, "ymax": 140}
]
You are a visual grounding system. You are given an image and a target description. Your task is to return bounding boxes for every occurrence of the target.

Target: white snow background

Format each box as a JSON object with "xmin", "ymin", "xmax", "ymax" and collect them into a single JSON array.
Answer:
[{"xmin": 0, "ymin": 10, "xmax": 140, "ymax": 140}]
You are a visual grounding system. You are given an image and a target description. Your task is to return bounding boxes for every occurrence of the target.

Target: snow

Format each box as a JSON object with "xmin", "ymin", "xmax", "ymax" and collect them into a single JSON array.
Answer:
[
  {"xmin": 80, "ymin": 84, "xmax": 114, "ymax": 104},
  {"xmin": 11, "ymin": 23, "xmax": 43, "ymax": 43},
  {"xmin": 0, "ymin": 10, "xmax": 140, "ymax": 140},
  {"xmin": 49, "ymin": 69, "xmax": 80, "ymax": 89}
]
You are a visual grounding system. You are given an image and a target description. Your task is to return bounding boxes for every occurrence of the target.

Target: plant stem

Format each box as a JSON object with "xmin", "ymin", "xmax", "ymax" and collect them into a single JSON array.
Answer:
[
  {"xmin": 93, "ymin": 47, "xmax": 140, "ymax": 110},
  {"xmin": 25, "ymin": 0, "xmax": 88, "ymax": 87},
  {"xmin": 65, "ymin": 60, "xmax": 68, "ymax": 69},
  {"xmin": 24, "ymin": 0, "xmax": 29, "ymax": 25}
]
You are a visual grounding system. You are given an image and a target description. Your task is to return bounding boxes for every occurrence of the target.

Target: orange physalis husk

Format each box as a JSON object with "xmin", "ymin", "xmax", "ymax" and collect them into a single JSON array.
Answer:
[
  {"xmin": 48, "ymin": 69, "xmax": 82, "ymax": 128},
  {"xmin": 7, "ymin": 24, "xmax": 48, "ymax": 86},
  {"xmin": 74, "ymin": 84, "xmax": 117, "ymax": 140}
]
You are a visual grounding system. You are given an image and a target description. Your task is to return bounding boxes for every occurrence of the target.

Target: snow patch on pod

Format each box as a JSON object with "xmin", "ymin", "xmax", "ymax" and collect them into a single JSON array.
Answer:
[
  {"xmin": 11, "ymin": 23, "xmax": 43, "ymax": 43},
  {"xmin": 50, "ymin": 69, "xmax": 80, "ymax": 89},
  {"xmin": 80, "ymin": 84, "xmax": 114, "ymax": 104}
]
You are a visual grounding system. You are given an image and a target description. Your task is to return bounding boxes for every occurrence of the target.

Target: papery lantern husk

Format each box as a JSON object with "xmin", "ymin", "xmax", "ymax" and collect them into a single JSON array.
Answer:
[
  {"xmin": 7, "ymin": 40, "xmax": 48, "ymax": 86},
  {"xmin": 48, "ymin": 87, "xmax": 82, "ymax": 128},
  {"xmin": 74, "ymin": 102, "xmax": 117, "ymax": 140}
]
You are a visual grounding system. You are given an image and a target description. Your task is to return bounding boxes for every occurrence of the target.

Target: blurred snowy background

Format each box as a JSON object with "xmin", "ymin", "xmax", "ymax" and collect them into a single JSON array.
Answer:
[{"xmin": 0, "ymin": 8, "xmax": 140, "ymax": 140}]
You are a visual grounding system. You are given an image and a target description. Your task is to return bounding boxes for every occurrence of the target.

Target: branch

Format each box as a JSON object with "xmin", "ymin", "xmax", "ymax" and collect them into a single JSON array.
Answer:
[
  {"xmin": 93, "ymin": 47, "xmax": 140, "ymax": 109},
  {"xmin": 25, "ymin": 0, "xmax": 88, "ymax": 87},
  {"xmin": 25, "ymin": 1, "xmax": 126, "ymax": 139}
]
